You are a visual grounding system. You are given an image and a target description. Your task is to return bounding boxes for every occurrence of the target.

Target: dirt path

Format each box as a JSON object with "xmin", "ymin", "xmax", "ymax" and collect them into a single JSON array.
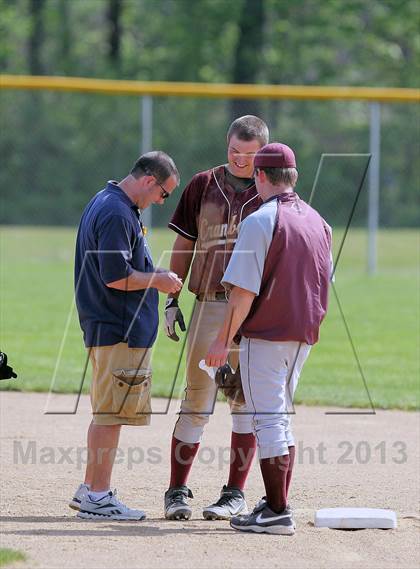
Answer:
[{"xmin": 1, "ymin": 392, "xmax": 419, "ymax": 569}]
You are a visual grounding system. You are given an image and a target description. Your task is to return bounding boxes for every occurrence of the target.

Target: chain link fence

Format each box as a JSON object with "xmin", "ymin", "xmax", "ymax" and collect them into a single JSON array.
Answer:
[{"xmin": 0, "ymin": 88, "xmax": 418, "ymax": 228}]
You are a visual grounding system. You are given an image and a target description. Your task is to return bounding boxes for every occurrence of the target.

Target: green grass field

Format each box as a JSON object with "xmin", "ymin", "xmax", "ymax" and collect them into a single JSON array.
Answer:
[
  {"xmin": 0, "ymin": 548, "xmax": 26, "ymax": 567},
  {"xmin": 0, "ymin": 226, "xmax": 419, "ymax": 409}
]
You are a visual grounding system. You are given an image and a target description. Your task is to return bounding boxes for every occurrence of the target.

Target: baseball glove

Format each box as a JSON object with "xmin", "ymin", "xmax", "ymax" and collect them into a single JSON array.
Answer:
[
  {"xmin": 215, "ymin": 363, "xmax": 245, "ymax": 406},
  {"xmin": 0, "ymin": 351, "xmax": 17, "ymax": 380}
]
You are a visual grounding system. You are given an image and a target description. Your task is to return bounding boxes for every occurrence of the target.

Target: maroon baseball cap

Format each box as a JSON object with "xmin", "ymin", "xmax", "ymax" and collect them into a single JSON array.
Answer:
[{"xmin": 254, "ymin": 142, "xmax": 296, "ymax": 169}]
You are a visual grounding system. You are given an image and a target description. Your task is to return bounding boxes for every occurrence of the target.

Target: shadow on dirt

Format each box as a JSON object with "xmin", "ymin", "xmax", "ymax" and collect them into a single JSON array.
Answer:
[{"xmin": 0, "ymin": 516, "xmax": 235, "ymax": 537}]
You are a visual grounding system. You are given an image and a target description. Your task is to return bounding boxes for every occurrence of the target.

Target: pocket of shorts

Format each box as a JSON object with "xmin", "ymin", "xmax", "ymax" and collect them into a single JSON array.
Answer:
[{"xmin": 111, "ymin": 368, "xmax": 152, "ymax": 419}]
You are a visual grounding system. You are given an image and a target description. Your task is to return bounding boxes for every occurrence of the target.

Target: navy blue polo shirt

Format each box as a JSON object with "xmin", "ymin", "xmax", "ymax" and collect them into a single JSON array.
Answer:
[{"xmin": 74, "ymin": 181, "xmax": 159, "ymax": 348}]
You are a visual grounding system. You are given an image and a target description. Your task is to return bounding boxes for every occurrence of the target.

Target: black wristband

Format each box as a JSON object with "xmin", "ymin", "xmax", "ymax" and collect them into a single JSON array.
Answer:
[{"xmin": 165, "ymin": 297, "xmax": 179, "ymax": 309}]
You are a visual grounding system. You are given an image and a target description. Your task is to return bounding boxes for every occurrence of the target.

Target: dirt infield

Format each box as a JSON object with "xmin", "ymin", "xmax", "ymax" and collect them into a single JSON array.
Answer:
[{"xmin": 0, "ymin": 392, "xmax": 419, "ymax": 569}]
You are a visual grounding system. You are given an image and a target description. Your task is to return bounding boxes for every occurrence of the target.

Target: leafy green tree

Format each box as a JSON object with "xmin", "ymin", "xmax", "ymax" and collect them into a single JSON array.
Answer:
[
  {"xmin": 230, "ymin": 0, "xmax": 265, "ymax": 119},
  {"xmin": 0, "ymin": 0, "xmax": 418, "ymax": 226},
  {"xmin": 28, "ymin": 0, "xmax": 45, "ymax": 74}
]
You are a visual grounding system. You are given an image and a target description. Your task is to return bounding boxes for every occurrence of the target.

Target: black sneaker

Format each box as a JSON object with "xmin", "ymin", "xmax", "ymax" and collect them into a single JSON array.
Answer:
[
  {"xmin": 230, "ymin": 500, "xmax": 295, "ymax": 535},
  {"xmin": 203, "ymin": 485, "xmax": 248, "ymax": 520},
  {"xmin": 254, "ymin": 496, "xmax": 296, "ymax": 529},
  {"xmin": 164, "ymin": 486, "xmax": 193, "ymax": 520}
]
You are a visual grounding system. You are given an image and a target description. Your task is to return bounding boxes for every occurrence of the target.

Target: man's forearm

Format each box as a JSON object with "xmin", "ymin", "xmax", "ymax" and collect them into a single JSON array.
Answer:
[
  {"xmin": 168, "ymin": 235, "xmax": 195, "ymax": 298},
  {"xmin": 205, "ymin": 285, "xmax": 256, "ymax": 368},
  {"xmin": 106, "ymin": 269, "xmax": 156, "ymax": 291},
  {"xmin": 216, "ymin": 286, "xmax": 256, "ymax": 347}
]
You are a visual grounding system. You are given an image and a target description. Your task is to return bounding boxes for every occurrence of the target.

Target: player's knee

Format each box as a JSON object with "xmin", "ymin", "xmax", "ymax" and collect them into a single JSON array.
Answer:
[
  {"xmin": 254, "ymin": 414, "xmax": 280, "ymax": 428},
  {"xmin": 180, "ymin": 386, "xmax": 217, "ymax": 415},
  {"xmin": 174, "ymin": 413, "xmax": 210, "ymax": 444},
  {"xmin": 253, "ymin": 415, "xmax": 290, "ymax": 456},
  {"xmin": 231, "ymin": 412, "xmax": 253, "ymax": 434},
  {"xmin": 253, "ymin": 414, "xmax": 284, "ymax": 434}
]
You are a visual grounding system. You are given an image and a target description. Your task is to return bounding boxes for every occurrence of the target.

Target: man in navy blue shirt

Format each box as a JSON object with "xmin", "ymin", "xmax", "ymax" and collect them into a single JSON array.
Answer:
[{"xmin": 72, "ymin": 151, "xmax": 183, "ymax": 521}]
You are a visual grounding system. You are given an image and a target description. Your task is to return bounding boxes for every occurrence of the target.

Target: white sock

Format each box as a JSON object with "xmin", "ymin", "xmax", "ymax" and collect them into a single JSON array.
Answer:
[{"xmin": 88, "ymin": 490, "xmax": 110, "ymax": 501}]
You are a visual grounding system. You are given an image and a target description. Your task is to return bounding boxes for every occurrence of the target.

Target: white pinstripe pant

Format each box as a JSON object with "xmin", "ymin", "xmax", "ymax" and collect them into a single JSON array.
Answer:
[{"xmin": 240, "ymin": 337, "xmax": 311, "ymax": 460}]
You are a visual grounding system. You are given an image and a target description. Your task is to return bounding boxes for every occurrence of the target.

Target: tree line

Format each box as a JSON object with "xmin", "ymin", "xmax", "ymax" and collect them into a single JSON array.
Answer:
[{"xmin": 0, "ymin": 0, "xmax": 418, "ymax": 227}]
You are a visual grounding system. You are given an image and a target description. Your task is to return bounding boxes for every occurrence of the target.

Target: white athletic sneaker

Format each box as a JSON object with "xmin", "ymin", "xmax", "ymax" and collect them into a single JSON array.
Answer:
[
  {"xmin": 164, "ymin": 486, "xmax": 193, "ymax": 520},
  {"xmin": 69, "ymin": 483, "xmax": 89, "ymax": 511},
  {"xmin": 77, "ymin": 489, "xmax": 146, "ymax": 521},
  {"xmin": 202, "ymin": 485, "xmax": 248, "ymax": 520}
]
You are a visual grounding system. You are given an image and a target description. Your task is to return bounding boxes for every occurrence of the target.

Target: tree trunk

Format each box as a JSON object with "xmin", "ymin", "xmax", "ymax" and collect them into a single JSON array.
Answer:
[
  {"xmin": 28, "ymin": 0, "xmax": 45, "ymax": 74},
  {"xmin": 230, "ymin": 0, "xmax": 265, "ymax": 120},
  {"xmin": 108, "ymin": 0, "xmax": 122, "ymax": 67},
  {"xmin": 58, "ymin": 0, "xmax": 71, "ymax": 74}
]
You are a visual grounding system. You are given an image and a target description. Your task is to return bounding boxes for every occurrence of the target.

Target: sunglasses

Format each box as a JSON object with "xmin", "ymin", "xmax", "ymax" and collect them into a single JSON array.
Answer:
[
  {"xmin": 154, "ymin": 179, "xmax": 170, "ymax": 200},
  {"xmin": 144, "ymin": 169, "xmax": 170, "ymax": 199}
]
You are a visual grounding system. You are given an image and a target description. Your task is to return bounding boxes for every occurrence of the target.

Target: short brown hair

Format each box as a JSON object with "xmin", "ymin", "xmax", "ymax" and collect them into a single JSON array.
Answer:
[
  {"xmin": 227, "ymin": 115, "xmax": 269, "ymax": 147},
  {"xmin": 259, "ymin": 167, "xmax": 298, "ymax": 187},
  {"xmin": 130, "ymin": 151, "xmax": 180, "ymax": 185}
]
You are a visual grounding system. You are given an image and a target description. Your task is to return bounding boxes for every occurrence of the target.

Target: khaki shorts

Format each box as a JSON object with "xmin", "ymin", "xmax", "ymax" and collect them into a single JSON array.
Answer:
[{"xmin": 88, "ymin": 343, "xmax": 152, "ymax": 426}]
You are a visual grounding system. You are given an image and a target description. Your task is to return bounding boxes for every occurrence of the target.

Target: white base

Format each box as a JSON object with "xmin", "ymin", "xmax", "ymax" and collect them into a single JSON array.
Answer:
[{"xmin": 314, "ymin": 508, "xmax": 397, "ymax": 529}]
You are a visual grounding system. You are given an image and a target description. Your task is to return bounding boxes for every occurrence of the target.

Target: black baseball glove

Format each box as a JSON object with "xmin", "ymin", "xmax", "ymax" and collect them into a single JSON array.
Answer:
[
  {"xmin": 215, "ymin": 363, "xmax": 245, "ymax": 406},
  {"xmin": 0, "ymin": 351, "xmax": 17, "ymax": 380}
]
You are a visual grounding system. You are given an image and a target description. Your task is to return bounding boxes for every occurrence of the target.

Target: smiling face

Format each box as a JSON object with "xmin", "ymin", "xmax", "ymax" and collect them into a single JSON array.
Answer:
[{"xmin": 227, "ymin": 134, "xmax": 263, "ymax": 179}]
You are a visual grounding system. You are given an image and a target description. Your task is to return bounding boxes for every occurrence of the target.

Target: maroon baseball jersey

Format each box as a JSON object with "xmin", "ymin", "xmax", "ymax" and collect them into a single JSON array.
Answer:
[{"xmin": 169, "ymin": 165, "xmax": 262, "ymax": 295}]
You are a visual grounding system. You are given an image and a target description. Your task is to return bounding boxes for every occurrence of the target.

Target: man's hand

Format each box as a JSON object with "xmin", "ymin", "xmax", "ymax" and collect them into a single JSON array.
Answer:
[
  {"xmin": 205, "ymin": 338, "xmax": 229, "ymax": 368},
  {"xmin": 164, "ymin": 298, "xmax": 186, "ymax": 341},
  {"xmin": 153, "ymin": 271, "xmax": 183, "ymax": 294}
]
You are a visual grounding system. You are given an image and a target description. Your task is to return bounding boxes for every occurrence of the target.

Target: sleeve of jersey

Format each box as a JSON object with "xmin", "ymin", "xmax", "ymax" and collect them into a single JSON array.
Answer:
[
  {"xmin": 168, "ymin": 175, "xmax": 203, "ymax": 241},
  {"xmin": 221, "ymin": 216, "xmax": 270, "ymax": 296},
  {"xmin": 97, "ymin": 215, "xmax": 135, "ymax": 284}
]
